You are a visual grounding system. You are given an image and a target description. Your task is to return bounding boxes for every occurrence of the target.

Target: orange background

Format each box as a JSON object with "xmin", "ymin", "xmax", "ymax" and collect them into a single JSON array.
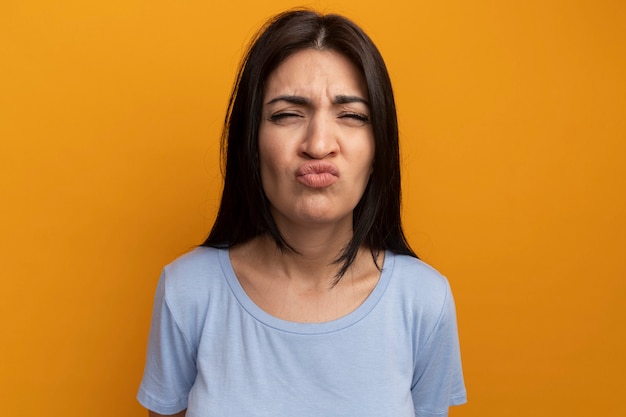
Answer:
[{"xmin": 1, "ymin": 0, "xmax": 624, "ymax": 416}]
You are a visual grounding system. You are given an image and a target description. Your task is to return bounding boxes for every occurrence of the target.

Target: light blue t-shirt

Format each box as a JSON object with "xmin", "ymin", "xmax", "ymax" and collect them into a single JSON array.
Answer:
[{"xmin": 137, "ymin": 247, "xmax": 466, "ymax": 417}]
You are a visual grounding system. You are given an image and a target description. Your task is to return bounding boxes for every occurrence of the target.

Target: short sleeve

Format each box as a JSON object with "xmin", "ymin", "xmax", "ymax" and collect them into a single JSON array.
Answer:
[
  {"xmin": 137, "ymin": 271, "xmax": 197, "ymax": 414},
  {"xmin": 411, "ymin": 280, "xmax": 466, "ymax": 417}
]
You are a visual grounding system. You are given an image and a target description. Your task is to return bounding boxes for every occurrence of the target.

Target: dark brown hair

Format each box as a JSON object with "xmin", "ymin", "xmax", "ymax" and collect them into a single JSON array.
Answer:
[{"xmin": 203, "ymin": 9, "xmax": 416, "ymax": 279}]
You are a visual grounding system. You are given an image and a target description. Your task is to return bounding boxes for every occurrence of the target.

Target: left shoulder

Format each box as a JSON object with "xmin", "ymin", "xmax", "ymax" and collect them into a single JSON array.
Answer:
[
  {"xmin": 383, "ymin": 252, "xmax": 455, "ymax": 318},
  {"xmin": 386, "ymin": 252, "xmax": 451, "ymax": 291}
]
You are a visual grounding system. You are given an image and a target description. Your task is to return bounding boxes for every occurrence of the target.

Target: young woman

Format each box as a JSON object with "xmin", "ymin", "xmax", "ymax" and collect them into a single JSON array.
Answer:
[{"xmin": 138, "ymin": 9, "xmax": 466, "ymax": 417}]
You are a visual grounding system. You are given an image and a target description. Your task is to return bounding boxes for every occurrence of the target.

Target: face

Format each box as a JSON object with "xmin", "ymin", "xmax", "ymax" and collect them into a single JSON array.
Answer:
[{"xmin": 258, "ymin": 49, "xmax": 374, "ymax": 232}]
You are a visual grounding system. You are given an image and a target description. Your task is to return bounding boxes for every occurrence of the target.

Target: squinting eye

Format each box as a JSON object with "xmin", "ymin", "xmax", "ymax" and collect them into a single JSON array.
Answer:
[
  {"xmin": 268, "ymin": 113, "xmax": 301, "ymax": 122},
  {"xmin": 340, "ymin": 113, "xmax": 370, "ymax": 124}
]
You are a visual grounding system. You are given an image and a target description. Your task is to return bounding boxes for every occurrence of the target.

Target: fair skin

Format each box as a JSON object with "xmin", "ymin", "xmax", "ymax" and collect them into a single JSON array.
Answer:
[
  {"xmin": 232, "ymin": 48, "xmax": 381, "ymax": 322},
  {"xmin": 148, "ymin": 48, "xmax": 381, "ymax": 416}
]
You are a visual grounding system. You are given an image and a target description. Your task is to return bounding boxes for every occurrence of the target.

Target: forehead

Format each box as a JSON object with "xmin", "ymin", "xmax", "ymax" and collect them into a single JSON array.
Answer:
[{"xmin": 263, "ymin": 49, "xmax": 368, "ymax": 99}]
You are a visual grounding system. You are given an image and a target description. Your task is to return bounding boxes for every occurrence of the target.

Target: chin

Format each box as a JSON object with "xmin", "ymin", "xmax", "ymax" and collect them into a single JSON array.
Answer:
[
  {"xmin": 295, "ymin": 208, "xmax": 354, "ymax": 227},
  {"xmin": 270, "ymin": 197, "xmax": 357, "ymax": 228},
  {"xmin": 272, "ymin": 207, "xmax": 351, "ymax": 228}
]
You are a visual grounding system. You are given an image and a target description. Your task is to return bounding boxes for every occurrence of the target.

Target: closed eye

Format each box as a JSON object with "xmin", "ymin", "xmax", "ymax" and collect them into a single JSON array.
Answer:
[
  {"xmin": 268, "ymin": 112, "xmax": 303, "ymax": 123},
  {"xmin": 339, "ymin": 112, "xmax": 370, "ymax": 126}
]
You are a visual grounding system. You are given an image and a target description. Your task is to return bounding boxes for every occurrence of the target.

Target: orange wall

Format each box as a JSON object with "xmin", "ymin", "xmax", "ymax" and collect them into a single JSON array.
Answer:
[{"xmin": 1, "ymin": 1, "xmax": 624, "ymax": 416}]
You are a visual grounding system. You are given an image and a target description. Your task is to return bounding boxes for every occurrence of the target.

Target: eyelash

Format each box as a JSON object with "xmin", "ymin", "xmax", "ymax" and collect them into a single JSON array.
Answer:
[
  {"xmin": 341, "ymin": 112, "xmax": 370, "ymax": 122},
  {"xmin": 268, "ymin": 112, "xmax": 370, "ymax": 123},
  {"xmin": 268, "ymin": 113, "xmax": 300, "ymax": 122}
]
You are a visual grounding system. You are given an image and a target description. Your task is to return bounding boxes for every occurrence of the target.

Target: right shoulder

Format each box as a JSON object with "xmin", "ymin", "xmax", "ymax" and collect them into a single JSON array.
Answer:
[
  {"xmin": 164, "ymin": 246, "xmax": 224, "ymax": 285},
  {"xmin": 159, "ymin": 246, "xmax": 229, "ymax": 321}
]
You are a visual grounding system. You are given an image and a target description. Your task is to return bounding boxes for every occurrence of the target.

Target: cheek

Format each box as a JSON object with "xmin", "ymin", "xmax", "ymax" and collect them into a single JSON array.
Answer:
[
  {"xmin": 259, "ymin": 157, "xmax": 280, "ymax": 187},
  {"xmin": 258, "ymin": 136, "xmax": 286, "ymax": 190},
  {"xmin": 357, "ymin": 137, "xmax": 375, "ymax": 176}
]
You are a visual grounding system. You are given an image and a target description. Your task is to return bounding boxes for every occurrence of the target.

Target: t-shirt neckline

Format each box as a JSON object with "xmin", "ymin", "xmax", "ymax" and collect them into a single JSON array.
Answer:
[{"xmin": 217, "ymin": 248, "xmax": 394, "ymax": 335}]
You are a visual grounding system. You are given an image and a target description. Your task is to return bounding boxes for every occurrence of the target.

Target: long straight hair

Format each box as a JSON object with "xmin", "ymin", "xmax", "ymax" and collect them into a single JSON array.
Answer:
[{"xmin": 203, "ymin": 9, "xmax": 416, "ymax": 280}]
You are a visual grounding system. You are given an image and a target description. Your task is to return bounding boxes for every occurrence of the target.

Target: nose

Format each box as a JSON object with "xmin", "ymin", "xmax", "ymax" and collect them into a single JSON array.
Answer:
[{"xmin": 300, "ymin": 113, "xmax": 339, "ymax": 159}]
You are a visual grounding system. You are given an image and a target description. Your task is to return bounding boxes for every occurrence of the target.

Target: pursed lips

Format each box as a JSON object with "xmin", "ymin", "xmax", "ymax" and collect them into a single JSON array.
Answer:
[{"xmin": 295, "ymin": 161, "xmax": 339, "ymax": 188}]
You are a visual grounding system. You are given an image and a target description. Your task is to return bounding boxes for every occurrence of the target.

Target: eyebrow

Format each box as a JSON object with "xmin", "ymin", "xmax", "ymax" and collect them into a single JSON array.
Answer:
[
  {"xmin": 265, "ymin": 94, "xmax": 370, "ymax": 106},
  {"xmin": 334, "ymin": 95, "xmax": 369, "ymax": 106}
]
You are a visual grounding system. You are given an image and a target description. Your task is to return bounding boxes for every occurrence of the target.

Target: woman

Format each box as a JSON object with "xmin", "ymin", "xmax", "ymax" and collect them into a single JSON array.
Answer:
[{"xmin": 138, "ymin": 9, "xmax": 466, "ymax": 417}]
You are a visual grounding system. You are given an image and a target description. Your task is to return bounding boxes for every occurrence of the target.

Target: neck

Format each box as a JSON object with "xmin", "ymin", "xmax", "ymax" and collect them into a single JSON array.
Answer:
[
  {"xmin": 263, "ymin": 212, "xmax": 354, "ymax": 277},
  {"xmin": 229, "ymin": 233, "xmax": 383, "ymax": 323},
  {"xmin": 257, "ymin": 233, "xmax": 348, "ymax": 288}
]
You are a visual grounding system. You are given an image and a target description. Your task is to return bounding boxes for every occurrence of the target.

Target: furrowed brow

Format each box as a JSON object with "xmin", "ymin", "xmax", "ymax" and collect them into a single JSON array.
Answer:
[{"xmin": 265, "ymin": 95, "xmax": 310, "ymax": 106}]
